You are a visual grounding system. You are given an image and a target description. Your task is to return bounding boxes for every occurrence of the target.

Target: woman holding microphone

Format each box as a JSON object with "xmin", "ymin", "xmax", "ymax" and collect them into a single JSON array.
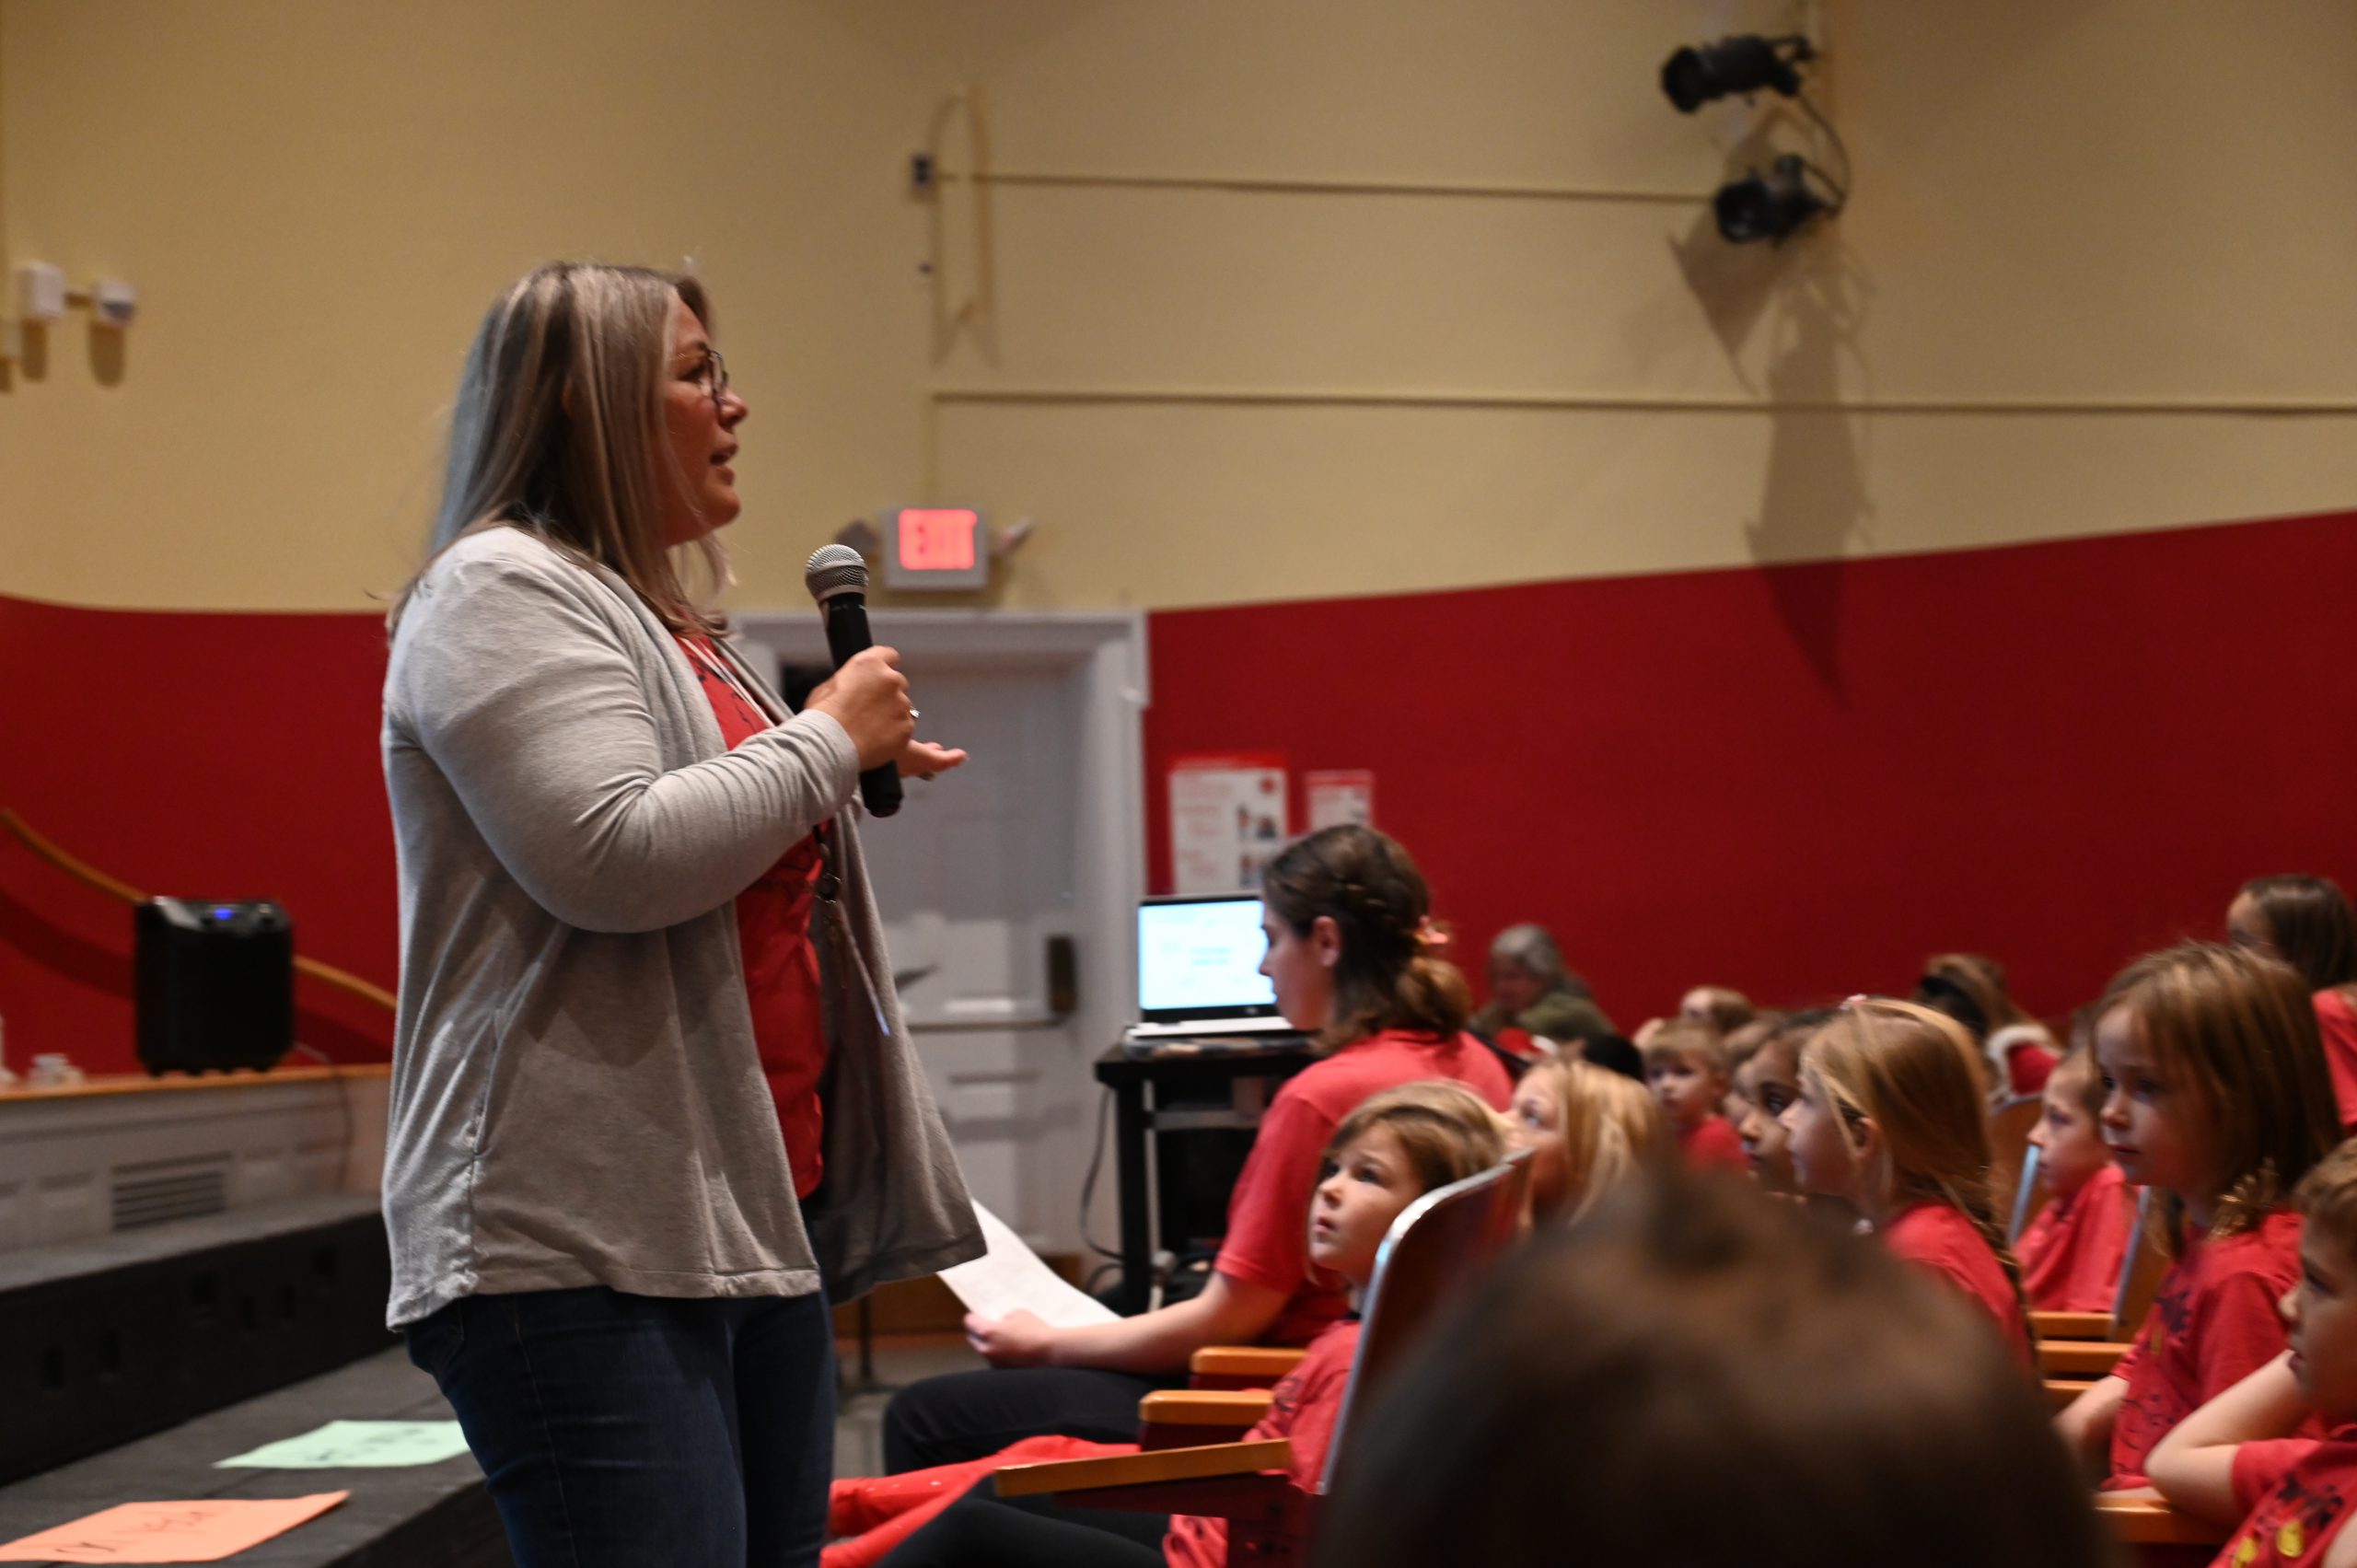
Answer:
[{"xmin": 382, "ymin": 262, "xmax": 980, "ymax": 1568}]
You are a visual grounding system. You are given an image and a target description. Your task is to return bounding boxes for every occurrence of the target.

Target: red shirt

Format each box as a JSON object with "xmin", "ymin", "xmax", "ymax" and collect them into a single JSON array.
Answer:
[
  {"xmin": 2314, "ymin": 990, "xmax": 2357, "ymax": 1134},
  {"xmin": 2019, "ymin": 1162, "xmax": 2139, "ymax": 1314},
  {"xmin": 2219, "ymin": 1429, "xmax": 2357, "ymax": 1568},
  {"xmin": 1882, "ymin": 1202, "xmax": 2032, "ymax": 1365},
  {"xmin": 679, "ymin": 633, "xmax": 830, "ymax": 1199},
  {"xmin": 1213, "ymin": 1030, "xmax": 1513, "ymax": 1346},
  {"xmin": 1678, "ymin": 1115, "xmax": 1748, "ymax": 1172},
  {"xmin": 2107, "ymin": 1209, "xmax": 2311, "ymax": 1488},
  {"xmin": 1164, "ymin": 1320, "xmax": 1360, "ymax": 1568}
]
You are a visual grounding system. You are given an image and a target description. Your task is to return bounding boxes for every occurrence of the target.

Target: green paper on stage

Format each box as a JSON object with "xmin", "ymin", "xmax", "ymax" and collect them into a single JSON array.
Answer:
[{"xmin": 216, "ymin": 1420, "xmax": 472, "ymax": 1469}]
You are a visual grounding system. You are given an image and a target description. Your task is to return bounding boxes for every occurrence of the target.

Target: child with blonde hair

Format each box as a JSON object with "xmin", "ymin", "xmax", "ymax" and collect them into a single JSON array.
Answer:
[
  {"xmin": 1506, "ymin": 1056, "xmax": 1671, "ymax": 1224},
  {"xmin": 1314, "ymin": 1170, "xmax": 2107, "ymax": 1568},
  {"xmin": 836, "ymin": 1080, "xmax": 1510, "ymax": 1568},
  {"xmin": 2056, "ymin": 943, "xmax": 2340, "ymax": 1490},
  {"xmin": 2146, "ymin": 1140, "xmax": 2357, "ymax": 1559},
  {"xmin": 1643, "ymin": 1018, "xmax": 1747, "ymax": 1172},
  {"xmin": 2018, "ymin": 1043, "xmax": 2139, "ymax": 1313},
  {"xmin": 1781, "ymin": 998, "xmax": 2033, "ymax": 1362}
]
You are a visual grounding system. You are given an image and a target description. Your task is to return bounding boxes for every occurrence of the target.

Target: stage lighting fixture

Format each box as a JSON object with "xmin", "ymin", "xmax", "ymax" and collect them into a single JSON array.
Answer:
[
  {"xmin": 1660, "ymin": 33, "xmax": 1815, "ymax": 112},
  {"xmin": 1713, "ymin": 155, "xmax": 1830, "ymax": 245}
]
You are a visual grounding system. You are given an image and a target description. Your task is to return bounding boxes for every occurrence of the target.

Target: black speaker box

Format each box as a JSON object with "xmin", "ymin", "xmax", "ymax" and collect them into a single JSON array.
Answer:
[{"xmin": 134, "ymin": 898, "xmax": 294, "ymax": 1074}]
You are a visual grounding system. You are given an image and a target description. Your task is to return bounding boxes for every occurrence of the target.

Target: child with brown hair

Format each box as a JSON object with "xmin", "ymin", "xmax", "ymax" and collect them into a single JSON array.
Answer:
[
  {"xmin": 2232, "ymin": 874, "xmax": 2357, "ymax": 1135},
  {"xmin": 1643, "ymin": 1018, "xmax": 1747, "ymax": 1172},
  {"xmin": 1506, "ymin": 1056, "xmax": 1671, "ymax": 1225},
  {"xmin": 2018, "ymin": 1043, "xmax": 2140, "ymax": 1313},
  {"xmin": 2054, "ymin": 943, "xmax": 2340, "ymax": 1490},
  {"xmin": 1781, "ymin": 998, "xmax": 2033, "ymax": 1363},
  {"xmin": 1310, "ymin": 1169, "xmax": 2108, "ymax": 1568},
  {"xmin": 885, "ymin": 825, "xmax": 1510, "ymax": 1472},
  {"xmin": 834, "ymin": 1081, "xmax": 1509, "ymax": 1568},
  {"xmin": 1729, "ymin": 1008, "xmax": 1829, "ymax": 1195},
  {"xmin": 2145, "ymin": 1139, "xmax": 2357, "ymax": 1561}
]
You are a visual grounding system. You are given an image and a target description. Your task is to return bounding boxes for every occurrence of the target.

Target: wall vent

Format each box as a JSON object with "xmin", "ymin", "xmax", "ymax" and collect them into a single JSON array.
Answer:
[{"xmin": 111, "ymin": 1156, "xmax": 229, "ymax": 1231}]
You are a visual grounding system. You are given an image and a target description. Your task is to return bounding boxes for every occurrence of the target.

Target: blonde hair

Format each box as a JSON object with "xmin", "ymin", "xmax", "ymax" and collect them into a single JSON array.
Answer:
[
  {"xmin": 391, "ymin": 261, "xmax": 729, "ymax": 635},
  {"xmin": 1326, "ymin": 1081, "xmax": 1509, "ymax": 1195},
  {"xmin": 2099, "ymin": 942, "xmax": 2338, "ymax": 1255},
  {"xmin": 1642, "ymin": 1017, "xmax": 1728, "ymax": 1078},
  {"xmin": 1523, "ymin": 1058, "xmax": 1671, "ymax": 1222},
  {"xmin": 1801, "ymin": 999, "xmax": 2029, "ymax": 1338}
]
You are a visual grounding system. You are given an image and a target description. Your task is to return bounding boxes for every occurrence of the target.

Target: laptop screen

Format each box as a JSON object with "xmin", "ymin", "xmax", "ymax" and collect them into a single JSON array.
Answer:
[{"xmin": 1137, "ymin": 896, "xmax": 1280, "ymax": 1021}]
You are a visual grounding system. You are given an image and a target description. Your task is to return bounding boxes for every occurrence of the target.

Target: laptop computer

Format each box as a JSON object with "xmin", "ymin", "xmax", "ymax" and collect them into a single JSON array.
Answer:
[{"xmin": 1121, "ymin": 893, "xmax": 1300, "ymax": 1043}]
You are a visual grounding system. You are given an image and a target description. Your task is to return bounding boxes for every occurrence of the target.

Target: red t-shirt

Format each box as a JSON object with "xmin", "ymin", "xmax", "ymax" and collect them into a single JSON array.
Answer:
[
  {"xmin": 679, "ymin": 633, "xmax": 830, "ymax": 1199},
  {"xmin": 2107, "ymin": 1209, "xmax": 2311, "ymax": 1488},
  {"xmin": 2220, "ymin": 1429, "xmax": 2357, "ymax": 1568},
  {"xmin": 1164, "ymin": 1320, "xmax": 1360, "ymax": 1568},
  {"xmin": 1882, "ymin": 1202, "xmax": 2032, "ymax": 1365},
  {"xmin": 1678, "ymin": 1115, "xmax": 1748, "ymax": 1172},
  {"xmin": 1213, "ymin": 1030, "xmax": 1513, "ymax": 1347},
  {"xmin": 2019, "ymin": 1162, "xmax": 2138, "ymax": 1315},
  {"xmin": 2313, "ymin": 990, "xmax": 2357, "ymax": 1135}
]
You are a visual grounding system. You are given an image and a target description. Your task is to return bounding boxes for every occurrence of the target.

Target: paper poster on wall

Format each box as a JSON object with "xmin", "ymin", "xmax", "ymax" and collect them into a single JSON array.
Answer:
[
  {"xmin": 1305, "ymin": 770, "xmax": 1376, "ymax": 831},
  {"xmin": 1170, "ymin": 753, "xmax": 1288, "ymax": 894}
]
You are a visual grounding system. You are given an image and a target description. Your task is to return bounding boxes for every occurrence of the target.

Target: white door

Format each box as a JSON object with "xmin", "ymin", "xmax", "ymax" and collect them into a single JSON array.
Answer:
[{"xmin": 734, "ymin": 610, "xmax": 1147, "ymax": 1261}]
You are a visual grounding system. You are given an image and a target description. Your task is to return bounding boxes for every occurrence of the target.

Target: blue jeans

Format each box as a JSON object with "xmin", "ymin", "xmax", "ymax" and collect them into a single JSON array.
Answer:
[{"xmin": 406, "ymin": 1285, "xmax": 836, "ymax": 1568}]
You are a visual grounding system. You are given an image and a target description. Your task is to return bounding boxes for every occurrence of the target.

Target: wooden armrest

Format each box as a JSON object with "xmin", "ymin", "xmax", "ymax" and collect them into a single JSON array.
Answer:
[
  {"xmin": 2031, "ymin": 1310, "xmax": 2116, "ymax": 1341},
  {"xmin": 2041, "ymin": 1342, "xmax": 2129, "ymax": 1377},
  {"xmin": 1142, "ymin": 1389, "xmax": 1277, "ymax": 1427},
  {"xmin": 2095, "ymin": 1490, "xmax": 2230, "ymax": 1547},
  {"xmin": 2046, "ymin": 1377, "xmax": 2096, "ymax": 1413},
  {"xmin": 995, "ymin": 1439, "xmax": 1292, "ymax": 1499},
  {"xmin": 1190, "ymin": 1346, "xmax": 1307, "ymax": 1388}
]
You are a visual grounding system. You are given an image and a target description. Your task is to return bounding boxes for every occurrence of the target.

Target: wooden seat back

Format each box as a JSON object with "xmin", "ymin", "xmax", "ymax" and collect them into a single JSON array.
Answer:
[
  {"xmin": 1989, "ymin": 1093, "xmax": 2044, "ymax": 1241},
  {"xmin": 1316, "ymin": 1149, "xmax": 1531, "ymax": 1495}
]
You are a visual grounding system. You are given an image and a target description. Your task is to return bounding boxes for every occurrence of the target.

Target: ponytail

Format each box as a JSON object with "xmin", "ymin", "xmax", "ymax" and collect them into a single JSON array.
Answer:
[{"xmin": 1260, "ymin": 826, "xmax": 1471, "ymax": 1051}]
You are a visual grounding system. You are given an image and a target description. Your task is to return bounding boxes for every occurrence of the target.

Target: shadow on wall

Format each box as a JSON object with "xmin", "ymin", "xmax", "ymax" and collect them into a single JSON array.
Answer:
[{"xmin": 1668, "ymin": 111, "xmax": 1876, "ymax": 701}]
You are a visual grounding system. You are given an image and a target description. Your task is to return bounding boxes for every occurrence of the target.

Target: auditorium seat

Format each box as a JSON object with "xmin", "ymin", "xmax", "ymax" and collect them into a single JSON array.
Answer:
[{"xmin": 993, "ymin": 1152, "xmax": 1532, "ymax": 1568}]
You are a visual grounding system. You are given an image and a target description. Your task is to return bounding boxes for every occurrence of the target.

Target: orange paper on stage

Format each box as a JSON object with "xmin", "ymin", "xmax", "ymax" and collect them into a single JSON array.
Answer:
[{"xmin": 0, "ymin": 1492, "xmax": 348, "ymax": 1562}]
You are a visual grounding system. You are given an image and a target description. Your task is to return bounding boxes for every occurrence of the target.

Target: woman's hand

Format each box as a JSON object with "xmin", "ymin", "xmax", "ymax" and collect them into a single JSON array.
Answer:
[
  {"xmin": 964, "ymin": 1309, "xmax": 1057, "ymax": 1368},
  {"xmin": 901, "ymin": 739, "xmax": 969, "ymax": 783},
  {"xmin": 806, "ymin": 647, "xmax": 915, "ymax": 771}
]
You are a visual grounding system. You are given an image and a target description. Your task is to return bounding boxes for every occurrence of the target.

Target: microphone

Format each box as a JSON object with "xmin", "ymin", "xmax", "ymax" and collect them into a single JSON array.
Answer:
[{"xmin": 804, "ymin": 544, "xmax": 903, "ymax": 819}]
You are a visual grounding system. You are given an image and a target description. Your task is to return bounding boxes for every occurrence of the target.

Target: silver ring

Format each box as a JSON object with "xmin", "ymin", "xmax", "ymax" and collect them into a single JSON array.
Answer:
[{"xmin": 908, "ymin": 706, "xmax": 921, "ymax": 721}]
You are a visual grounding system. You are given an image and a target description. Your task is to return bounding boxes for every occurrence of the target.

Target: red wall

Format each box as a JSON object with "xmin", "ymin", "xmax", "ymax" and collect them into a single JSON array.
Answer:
[
  {"xmin": 5, "ymin": 507, "xmax": 2352, "ymax": 1075},
  {"xmin": 1146, "ymin": 509, "xmax": 2357, "ymax": 1031},
  {"xmin": 0, "ymin": 594, "xmax": 397, "ymax": 1074}
]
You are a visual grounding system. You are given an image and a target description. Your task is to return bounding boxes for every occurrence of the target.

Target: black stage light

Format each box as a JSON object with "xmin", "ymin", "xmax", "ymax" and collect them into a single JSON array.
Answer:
[
  {"xmin": 1713, "ymin": 155, "xmax": 1829, "ymax": 244},
  {"xmin": 1661, "ymin": 34, "xmax": 1813, "ymax": 113}
]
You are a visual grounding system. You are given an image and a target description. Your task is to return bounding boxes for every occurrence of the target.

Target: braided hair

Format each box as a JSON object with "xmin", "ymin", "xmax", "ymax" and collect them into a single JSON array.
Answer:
[{"xmin": 1259, "ymin": 825, "xmax": 1471, "ymax": 1051}]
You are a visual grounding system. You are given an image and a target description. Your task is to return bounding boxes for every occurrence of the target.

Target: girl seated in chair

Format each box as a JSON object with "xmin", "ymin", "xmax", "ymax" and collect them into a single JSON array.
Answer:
[
  {"xmin": 881, "ymin": 826, "xmax": 1514, "ymax": 1475},
  {"xmin": 827, "ymin": 1080, "xmax": 1505, "ymax": 1568}
]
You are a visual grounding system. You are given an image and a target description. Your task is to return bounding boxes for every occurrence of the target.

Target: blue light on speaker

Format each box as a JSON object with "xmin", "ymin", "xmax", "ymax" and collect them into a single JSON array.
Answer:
[{"xmin": 213, "ymin": 906, "xmax": 236, "ymax": 921}]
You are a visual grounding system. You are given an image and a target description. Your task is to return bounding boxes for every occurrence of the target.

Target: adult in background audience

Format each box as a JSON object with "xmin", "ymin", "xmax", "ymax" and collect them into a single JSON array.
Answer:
[
  {"xmin": 1914, "ymin": 952, "xmax": 2057, "ymax": 1099},
  {"xmin": 2231, "ymin": 874, "xmax": 2357, "ymax": 1133},
  {"xmin": 1470, "ymin": 923, "xmax": 1615, "ymax": 1047},
  {"xmin": 381, "ymin": 263, "xmax": 979, "ymax": 1568},
  {"xmin": 1312, "ymin": 1172, "xmax": 2106, "ymax": 1568}
]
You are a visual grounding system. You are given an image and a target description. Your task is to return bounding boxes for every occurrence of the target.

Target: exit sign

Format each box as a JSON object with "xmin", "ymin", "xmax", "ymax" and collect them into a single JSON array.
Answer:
[{"xmin": 881, "ymin": 508, "xmax": 990, "ymax": 590}]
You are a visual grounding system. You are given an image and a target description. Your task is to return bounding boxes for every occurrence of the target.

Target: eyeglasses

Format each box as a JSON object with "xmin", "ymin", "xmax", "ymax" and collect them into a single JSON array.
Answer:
[{"xmin": 690, "ymin": 347, "xmax": 730, "ymax": 415}]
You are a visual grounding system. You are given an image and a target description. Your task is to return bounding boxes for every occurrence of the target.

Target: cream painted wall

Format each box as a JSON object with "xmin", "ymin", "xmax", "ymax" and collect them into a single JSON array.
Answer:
[{"xmin": 2, "ymin": 0, "xmax": 2353, "ymax": 612}]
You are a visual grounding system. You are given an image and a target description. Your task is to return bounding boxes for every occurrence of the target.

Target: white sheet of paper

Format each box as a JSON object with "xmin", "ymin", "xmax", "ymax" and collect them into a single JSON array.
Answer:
[{"xmin": 937, "ymin": 1201, "xmax": 1119, "ymax": 1328}]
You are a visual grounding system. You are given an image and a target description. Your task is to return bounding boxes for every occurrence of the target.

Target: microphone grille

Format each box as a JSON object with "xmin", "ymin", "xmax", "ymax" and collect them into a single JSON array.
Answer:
[{"xmin": 805, "ymin": 543, "xmax": 870, "ymax": 601}]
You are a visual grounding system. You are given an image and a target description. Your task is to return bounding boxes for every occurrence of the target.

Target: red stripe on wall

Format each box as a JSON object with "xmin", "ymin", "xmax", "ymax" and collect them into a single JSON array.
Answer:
[
  {"xmin": 6, "ymin": 507, "xmax": 2351, "ymax": 1076},
  {"xmin": 1145, "ymin": 509, "xmax": 2357, "ymax": 1030},
  {"xmin": 0, "ymin": 593, "xmax": 396, "ymax": 1074}
]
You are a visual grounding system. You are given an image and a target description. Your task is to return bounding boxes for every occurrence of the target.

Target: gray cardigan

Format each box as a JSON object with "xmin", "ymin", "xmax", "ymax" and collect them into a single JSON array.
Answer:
[{"xmin": 379, "ymin": 527, "xmax": 980, "ymax": 1330}]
